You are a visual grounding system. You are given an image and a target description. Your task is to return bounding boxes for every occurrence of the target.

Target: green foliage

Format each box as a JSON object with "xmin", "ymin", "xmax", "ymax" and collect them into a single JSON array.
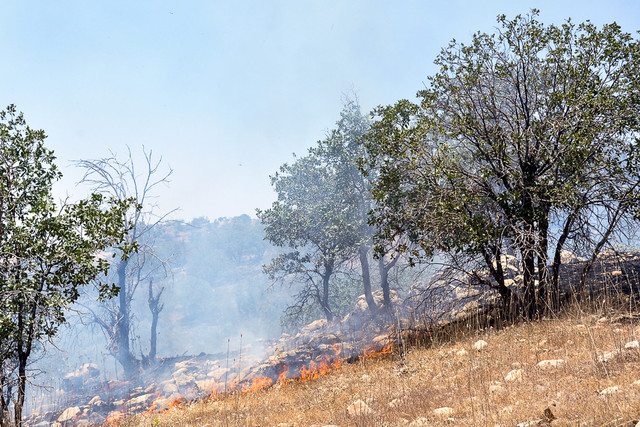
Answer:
[
  {"xmin": 365, "ymin": 11, "xmax": 640, "ymax": 315},
  {"xmin": 0, "ymin": 105, "xmax": 132, "ymax": 423},
  {"xmin": 258, "ymin": 102, "xmax": 370, "ymax": 322}
]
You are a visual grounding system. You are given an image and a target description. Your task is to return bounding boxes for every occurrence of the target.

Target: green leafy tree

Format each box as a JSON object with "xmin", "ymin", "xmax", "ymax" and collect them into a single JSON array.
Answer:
[
  {"xmin": 315, "ymin": 98, "xmax": 404, "ymax": 313},
  {"xmin": 365, "ymin": 11, "xmax": 640, "ymax": 318},
  {"xmin": 0, "ymin": 105, "xmax": 132, "ymax": 426},
  {"xmin": 258, "ymin": 152, "xmax": 360, "ymax": 322}
]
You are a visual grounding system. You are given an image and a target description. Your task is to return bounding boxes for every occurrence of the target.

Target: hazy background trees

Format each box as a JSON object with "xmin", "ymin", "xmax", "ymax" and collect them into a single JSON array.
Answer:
[{"xmin": 74, "ymin": 148, "xmax": 175, "ymax": 375}]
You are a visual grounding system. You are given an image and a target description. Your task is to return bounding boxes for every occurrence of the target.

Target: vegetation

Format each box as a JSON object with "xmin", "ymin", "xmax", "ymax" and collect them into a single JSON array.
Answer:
[
  {"xmin": 365, "ymin": 10, "xmax": 640, "ymax": 318},
  {"xmin": 118, "ymin": 301, "xmax": 640, "ymax": 426},
  {"xmin": 74, "ymin": 148, "xmax": 176, "ymax": 375},
  {"xmin": 0, "ymin": 105, "xmax": 133, "ymax": 426}
]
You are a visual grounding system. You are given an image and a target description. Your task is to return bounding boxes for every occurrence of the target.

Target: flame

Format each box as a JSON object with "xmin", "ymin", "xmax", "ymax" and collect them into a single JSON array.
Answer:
[
  {"xmin": 276, "ymin": 365, "xmax": 290, "ymax": 385},
  {"xmin": 102, "ymin": 410, "xmax": 122, "ymax": 426},
  {"xmin": 362, "ymin": 344, "xmax": 394, "ymax": 360},
  {"xmin": 242, "ymin": 376, "xmax": 273, "ymax": 393},
  {"xmin": 146, "ymin": 393, "xmax": 162, "ymax": 415},
  {"xmin": 166, "ymin": 397, "xmax": 185, "ymax": 412}
]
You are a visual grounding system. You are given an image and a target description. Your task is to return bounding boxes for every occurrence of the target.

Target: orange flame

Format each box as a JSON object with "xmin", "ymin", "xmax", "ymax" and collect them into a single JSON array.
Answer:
[
  {"xmin": 242, "ymin": 376, "xmax": 273, "ymax": 393},
  {"xmin": 102, "ymin": 410, "xmax": 122, "ymax": 426},
  {"xmin": 362, "ymin": 344, "xmax": 394, "ymax": 360},
  {"xmin": 276, "ymin": 365, "xmax": 291, "ymax": 385}
]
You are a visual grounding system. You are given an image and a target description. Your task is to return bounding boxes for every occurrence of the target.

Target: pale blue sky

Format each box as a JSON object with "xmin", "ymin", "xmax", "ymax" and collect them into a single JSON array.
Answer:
[{"xmin": 1, "ymin": 1, "xmax": 639, "ymax": 220}]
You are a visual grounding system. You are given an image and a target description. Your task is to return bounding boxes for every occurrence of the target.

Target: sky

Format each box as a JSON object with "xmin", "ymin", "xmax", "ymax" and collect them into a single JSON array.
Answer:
[{"xmin": 1, "ymin": 1, "xmax": 639, "ymax": 221}]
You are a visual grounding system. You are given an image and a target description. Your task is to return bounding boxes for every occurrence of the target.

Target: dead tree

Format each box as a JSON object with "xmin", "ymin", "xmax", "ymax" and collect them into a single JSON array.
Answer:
[{"xmin": 75, "ymin": 146, "xmax": 176, "ymax": 375}]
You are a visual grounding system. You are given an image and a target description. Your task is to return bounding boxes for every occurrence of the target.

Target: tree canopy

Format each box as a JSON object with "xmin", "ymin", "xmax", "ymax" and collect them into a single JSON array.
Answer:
[
  {"xmin": 365, "ymin": 11, "xmax": 640, "ymax": 317},
  {"xmin": 0, "ymin": 105, "xmax": 132, "ymax": 426}
]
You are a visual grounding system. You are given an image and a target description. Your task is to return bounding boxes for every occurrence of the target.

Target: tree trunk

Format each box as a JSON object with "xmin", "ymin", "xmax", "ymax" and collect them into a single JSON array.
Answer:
[
  {"xmin": 378, "ymin": 257, "xmax": 398, "ymax": 312},
  {"xmin": 522, "ymin": 239, "xmax": 537, "ymax": 319},
  {"xmin": 536, "ymin": 205, "xmax": 549, "ymax": 313},
  {"xmin": 359, "ymin": 246, "xmax": 376, "ymax": 313},
  {"xmin": 115, "ymin": 259, "xmax": 135, "ymax": 375},
  {"xmin": 0, "ymin": 372, "xmax": 9, "ymax": 427},
  {"xmin": 551, "ymin": 209, "xmax": 579, "ymax": 310},
  {"xmin": 320, "ymin": 261, "xmax": 334, "ymax": 322},
  {"xmin": 14, "ymin": 356, "xmax": 26, "ymax": 427},
  {"xmin": 147, "ymin": 280, "xmax": 164, "ymax": 363}
]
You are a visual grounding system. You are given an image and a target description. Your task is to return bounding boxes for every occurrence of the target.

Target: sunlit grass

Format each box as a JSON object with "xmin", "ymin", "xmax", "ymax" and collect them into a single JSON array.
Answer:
[{"xmin": 115, "ymin": 300, "xmax": 640, "ymax": 426}]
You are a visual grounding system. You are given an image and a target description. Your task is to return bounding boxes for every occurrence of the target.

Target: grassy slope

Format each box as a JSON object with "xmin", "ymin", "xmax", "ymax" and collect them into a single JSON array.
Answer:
[{"xmin": 118, "ymin": 304, "xmax": 640, "ymax": 427}]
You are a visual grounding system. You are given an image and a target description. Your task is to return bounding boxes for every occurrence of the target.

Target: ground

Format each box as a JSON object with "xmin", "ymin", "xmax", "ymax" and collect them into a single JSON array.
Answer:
[{"xmin": 115, "ymin": 300, "xmax": 640, "ymax": 427}]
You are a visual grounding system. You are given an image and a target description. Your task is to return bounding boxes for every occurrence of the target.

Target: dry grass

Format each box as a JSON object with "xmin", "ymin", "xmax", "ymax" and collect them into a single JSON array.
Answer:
[{"xmin": 117, "ymin": 304, "xmax": 640, "ymax": 426}]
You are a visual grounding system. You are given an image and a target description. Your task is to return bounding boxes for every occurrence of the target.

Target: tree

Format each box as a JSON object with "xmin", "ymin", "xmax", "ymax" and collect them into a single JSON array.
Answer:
[
  {"xmin": 365, "ymin": 11, "xmax": 640, "ymax": 318},
  {"xmin": 314, "ymin": 98, "xmax": 405, "ymax": 313},
  {"xmin": 258, "ymin": 152, "xmax": 360, "ymax": 322},
  {"xmin": 0, "ymin": 105, "xmax": 132, "ymax": 426},
  {"xmin": 75, "ymin": 147, "xmax": 175, "ymax": 375}
]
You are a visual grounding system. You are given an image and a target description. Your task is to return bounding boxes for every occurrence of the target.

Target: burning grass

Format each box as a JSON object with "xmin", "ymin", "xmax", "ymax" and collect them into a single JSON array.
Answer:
[{"xmin": 115, "ymin": 303, "xmax": 640, "ymax": 426}]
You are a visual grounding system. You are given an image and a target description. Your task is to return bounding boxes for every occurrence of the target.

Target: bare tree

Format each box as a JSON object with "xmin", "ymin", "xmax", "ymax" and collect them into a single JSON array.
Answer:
[{"xmin": 75, "ymin": 146, "xmax": 176, "ymax": 375}]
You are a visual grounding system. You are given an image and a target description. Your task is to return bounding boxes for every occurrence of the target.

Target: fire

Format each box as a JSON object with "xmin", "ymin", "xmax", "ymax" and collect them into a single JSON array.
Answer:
[
  {"xmin": 102, "ymin": 410, "xmax": 122, "ymax": 426},
  {"xmin": 146, "ymin": 393, "xmax": 162, "ymax": 415},
  {"xmin": 242, "ymin": 376, "xmax": 273, "ymax": 393},
  {"xmin": 166, "ymin": 397, "xmax": 185, "ymax": 411},
  {"xmin": 362, "ymin": 344, "xmax": 394, "ymax": 360},
  {"xmin": 276, "ymin": 365, "xmax": 290, "ymax": 385}
]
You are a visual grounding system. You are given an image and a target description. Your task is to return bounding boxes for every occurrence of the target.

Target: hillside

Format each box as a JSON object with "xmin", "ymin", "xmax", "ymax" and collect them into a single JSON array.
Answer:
[{"xmin": 116, "ymin": 302, "xmax": 640, "ymax": 426}]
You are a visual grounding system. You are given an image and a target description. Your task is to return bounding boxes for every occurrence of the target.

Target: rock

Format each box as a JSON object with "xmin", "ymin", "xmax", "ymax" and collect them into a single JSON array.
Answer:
[
  {"xmin": 505, "ymin": 369, "xmax": 523, "ymax": 382},
  {"xmin": 161, "ymin": 381, "xmax": 179, "ymax": 394},
  {"xmin": 195, "ymin": 378, "xmax": 218, "ymax": 394},
  {"xmin": 58, "ymin": 406, "xmax": 81, "ymax": 422},
  {"xmin": 473, "ymin": 340, "xmax": 488, "ymax": 351},
  {"xmin": 347, "ymin": 399, "xmax": 372, "ymax": 416},
  {"xmin": 536, "ymin": 359, "xmax": 566, "ymax": 370},
  {"xmin": 88, "ymin": 395, "xmax": 103, "ymax": 406},
  {"xmin": 599, "ymin": 386, "xmax": 620, "ymax": 396},
  {"xmin": 433, "ymin": 406, "xmax": 454, "ymax": 418},
  {"xmin": 388, "ymin": 398, "xmax": 403, "ymax": 408},
  {"xmin": 560, "ymin": 250, "xmax": 585, "ymax": 263},
  {"xmin": 625, "ymin": 340, "xmax": 639, "ymax": 350},
  {"xmin": 489, "ymin": 384, "xmax": 506, "ymax": 394},
  {"xmin": 598, "ymin": 349, "xmax": 621, "ymax": 362},
  {"xmin": 456, "ymin": 349, "xmax": 468, "ymax": 357},
  {"xmin": 127, "ymin": 393, "xmax": 154, "ymax": 407},
  {"xmin": 301, "ymin": 319, "xmax": 328, "ymax": 334},
  {"xmin": 62, "ymin": 363, "xmax": 100, "ymax": 391},
  {"xmin": 542, "ymin": 407, "xmax": 556, "ymax": 423}
]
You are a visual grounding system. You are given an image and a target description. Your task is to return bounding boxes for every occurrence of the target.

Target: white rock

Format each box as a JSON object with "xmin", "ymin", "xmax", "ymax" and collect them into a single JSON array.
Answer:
[
  {"xmin": 58, "ymin": 406, "xmax": 81, "ymax": 422},
  {"xmin": 505, "ymin": 369, "xmax": 523, "ymax": 382},
  {"xmin": 473, "ymin": 340, "xmax": 488, "ymax": 351},
  {"xmin": 598, "ymin": 349, "xmax": 621, "ymax": 362},
  {"xmin": 88, "ymin": 395, "xmax": 103, "ymax": 406},
  {"xmin": 537, "ymin": 359, "xmax": 566, "ymax": 370},
  {"xmin": 388, "ymin": 398, "xmax": 403, "ymax": 408},
  {"xmin": 625, "ymin": 340, "xmax": 639, "ymax": 350},
  {"xmin": 127, "ymin": 393, "xmax": 154, "ymax": 406},
  {"xmin": 599, "ymin": 386, "xmax": 620, "ymax": 395},
  {"xmin": 347, "ymin": 399, "xmax": 372, "ymax": 416},
  {"xmin": 301, "ymin": 319, "xmax": 328, "ymax": 334},
  {"xmin": 489, "ymin": 384, "xmax": 506, "ymax": 394},
  {"xmin": 433, "ymin": 406, "xmax": 454, "ymax": 418}
]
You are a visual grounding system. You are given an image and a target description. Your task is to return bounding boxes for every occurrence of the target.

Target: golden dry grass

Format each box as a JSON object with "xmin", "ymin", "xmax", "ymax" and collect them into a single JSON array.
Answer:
[{"xmin": 117, "ymin": 305, "xmax": 640, "ymax": 427}]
